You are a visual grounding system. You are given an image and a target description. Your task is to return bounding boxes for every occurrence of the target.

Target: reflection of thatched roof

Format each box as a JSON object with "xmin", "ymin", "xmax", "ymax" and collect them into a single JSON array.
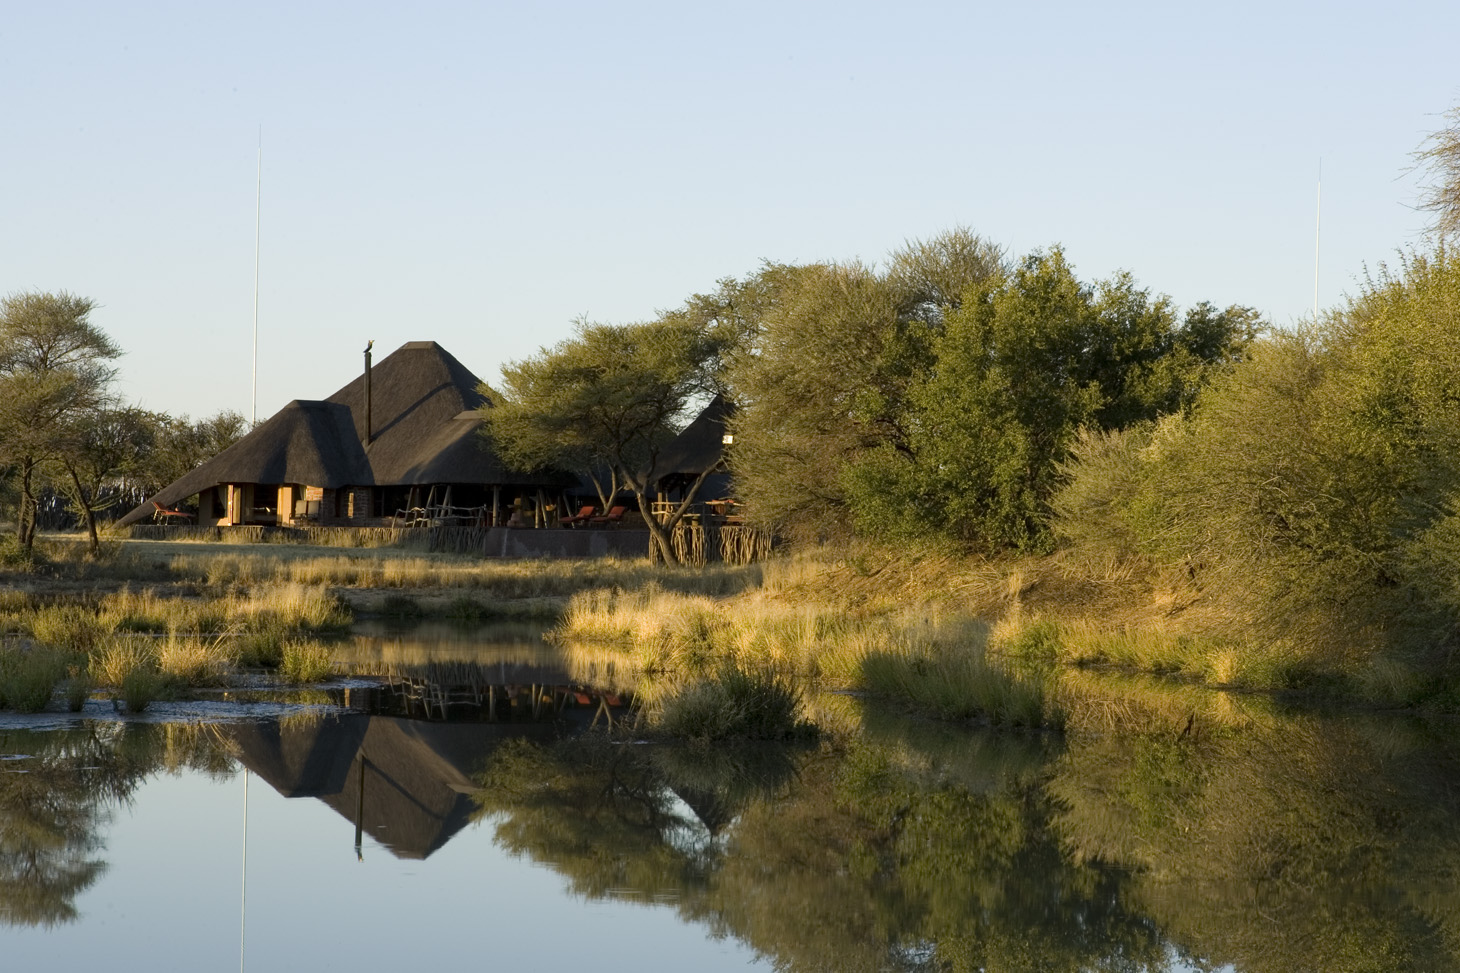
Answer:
[
  {"xmin": 654, "ymin": 396, "xmax": 733, "ymax": 480},
  {"xmin": 119, "ymin": 341, "xmax": 566, "ymax": 525},
  {"xmin": 223, "ymin": 714, "xmax": 557, "ymax": 860}
]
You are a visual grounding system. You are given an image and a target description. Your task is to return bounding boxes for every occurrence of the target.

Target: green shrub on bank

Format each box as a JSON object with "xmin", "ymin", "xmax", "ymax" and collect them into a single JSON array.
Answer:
[
  {"xmin": 1053, "ymin": 248, "xmax": 1460, "ymax": 674},
  {"xmin": 651, "ymin": 662, "xmax": 813, "ymax": 742}
]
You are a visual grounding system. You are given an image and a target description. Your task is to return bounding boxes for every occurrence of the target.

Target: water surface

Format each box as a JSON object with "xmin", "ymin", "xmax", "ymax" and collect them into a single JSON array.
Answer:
[{"xmin": 2, "ymin": 622, "xmax": 1459, "ymax": 971}]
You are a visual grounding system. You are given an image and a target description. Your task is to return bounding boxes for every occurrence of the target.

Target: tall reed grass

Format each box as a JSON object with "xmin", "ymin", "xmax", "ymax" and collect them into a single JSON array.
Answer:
[
  {"xmin": 555, "ymin": 585, "xmax": 1066, "ymax": 729},
  {"xmin": 0, "ymin": 647, "xmax": 68, "ymax": 713}
]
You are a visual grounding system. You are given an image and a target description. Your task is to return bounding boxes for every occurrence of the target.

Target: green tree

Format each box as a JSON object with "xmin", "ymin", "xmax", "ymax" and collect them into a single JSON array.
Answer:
[
  {"xmin": 1054, "ymin": 248, "xmax": 1460, "ymax": 661},
  {"xmin": 845, "ymin": 249, "xmax": 1256, "ymax": 551},
  {"xmin": 727, "ymin": 229, "xmax": 1006, "ymax": 540},
  {"xmin": 483, "ymin": 317, "xmax": 725, "ymax": 564},
  {"xmin": 0, "ymin": 292, "xmax": 121, "ymax": 550},
  {"xmin": 50, "ymin": 405, "xmax": 162, "ymax": 553},
  {"xmin": 140, "ymin": 409, "xmax": 248, "ymax": 495}
]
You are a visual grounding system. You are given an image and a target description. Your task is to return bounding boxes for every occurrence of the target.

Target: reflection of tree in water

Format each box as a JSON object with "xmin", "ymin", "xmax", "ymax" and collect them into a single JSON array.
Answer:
[
  {"xmin": 474, "ymin": 728, "xmax": 1162, "ymax": 972},
  {"xmin": 471, "ymin": 706, "xmax": 1460, "ymax": 973},
  {"xmin": 1049, "ymin": 715, "xmax": 1460, "ymax": 973},
  {"xmin": 0, "ymin": 724, "xmax": 229, "ymax": 927}
]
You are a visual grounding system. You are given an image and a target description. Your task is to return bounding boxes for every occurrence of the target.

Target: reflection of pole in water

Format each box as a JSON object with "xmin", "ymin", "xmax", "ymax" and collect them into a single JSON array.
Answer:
[
  {"xmin": 355, "ymin": 755, "xmax": 366, "ymax": 862},
  {"xmin": 240, "ymin": 768, "xmax": 249, "ymax": 973}
]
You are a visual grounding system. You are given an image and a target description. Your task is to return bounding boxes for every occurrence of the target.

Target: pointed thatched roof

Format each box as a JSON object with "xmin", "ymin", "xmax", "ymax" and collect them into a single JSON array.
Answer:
[
  {"xmin": 118, "ymin": 341, "xmax": 566, "ymax": 525},
  {"xmin": 222, "ymin": 714, "xmax": 558, "ymax": 860},
  {"xmin": 325, "ymin": 341, "xmax": 487, "ymax": 482},
  {"xmin": 653, "ymin": 395, "xmax": 733, "ymax": 480}
]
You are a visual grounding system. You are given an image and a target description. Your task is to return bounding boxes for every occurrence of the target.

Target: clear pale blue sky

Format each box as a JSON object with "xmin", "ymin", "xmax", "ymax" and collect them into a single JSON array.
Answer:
[{"xmin": 4, "ymin": 1, "xmax": 1457, "ymax": 421}]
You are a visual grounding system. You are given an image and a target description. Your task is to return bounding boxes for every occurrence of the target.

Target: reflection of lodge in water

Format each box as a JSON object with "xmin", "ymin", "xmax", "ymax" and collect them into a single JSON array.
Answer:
[
  {"xmin": 220, "ymin": 664, "xmax": 634, "ymax": 861},
  {"xmin": 346, "ymin": 621, "xmax": 634, "ymax": 726},
  {"xmin": 378, "ymin": 662, "xmax": 629, "ymax": 726}
]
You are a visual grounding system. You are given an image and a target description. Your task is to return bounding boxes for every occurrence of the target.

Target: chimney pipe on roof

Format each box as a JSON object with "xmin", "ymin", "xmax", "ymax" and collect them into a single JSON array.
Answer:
[{"xmin": 363, "ymin": 340, "xmax": 374, "ymax": 446}]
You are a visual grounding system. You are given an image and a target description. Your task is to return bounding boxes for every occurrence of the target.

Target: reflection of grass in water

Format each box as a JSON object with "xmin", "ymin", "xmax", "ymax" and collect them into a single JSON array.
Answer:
[
  {"xmin": 558, "ymin": 642, "xmax": 645, "ymax": 696},
  {"xmin": 343, "ymin": 620, "xmax": 560, "ymax": 673},
  {"xmin": 1056, "ymin": 668, "xmax": 1278, "ymax": 736}
]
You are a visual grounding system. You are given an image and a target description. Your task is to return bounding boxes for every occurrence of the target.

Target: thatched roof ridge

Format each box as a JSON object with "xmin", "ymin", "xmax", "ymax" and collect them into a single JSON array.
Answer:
[
  {"xmin": 325, "ymin": 341, "xmax": 490, "ymax": 483},
  {"xmin": 654, "ymin": 395, "xmax": 733, "ymax": 480}
]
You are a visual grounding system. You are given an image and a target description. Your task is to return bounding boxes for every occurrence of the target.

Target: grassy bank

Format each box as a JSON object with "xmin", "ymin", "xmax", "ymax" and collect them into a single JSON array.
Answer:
[
  {"xmin": 553, "ymin": 556, "xmax": 1064, "ymax": 730},
  {"xmin": 9, "ymin": 532, "xmax": 1445, "ymax": 727},
  {"xmin": 0, "ymin": 582, "xmax": 352, "ymax": 712},
  {"xmin": 552, "ymin": 545, "xmax": 1460, "ymax": 730}
]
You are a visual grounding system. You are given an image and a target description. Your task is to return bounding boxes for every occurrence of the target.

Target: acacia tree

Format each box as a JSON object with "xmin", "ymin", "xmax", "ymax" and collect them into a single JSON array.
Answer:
[
  {"xmin": 0, "ymin": 293, "xmax": 121, "ymax": 550},
  {"xmin": 1416, "ymin": 104, "xmax": 1460, "ymax": 240},
  {"xmin": 50, "ymin": 405, "xmax": 162, "ymax": 553},
  {"xmin": 483, "ymin": 317, "xmax": 725, "ymax": 565},
  {"xmin": 139, "ymin": 409, "xmax": 248, "ymax": 496}
]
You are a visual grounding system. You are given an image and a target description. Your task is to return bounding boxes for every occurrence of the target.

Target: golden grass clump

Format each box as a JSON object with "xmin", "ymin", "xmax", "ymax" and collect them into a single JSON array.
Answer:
[
  {"xmin": 156, "ymin": 633, "xmax": 239, "ymax": 687},
  {"xmin": 280, "ymin": 640, "xmax": 335, "ymax": 683},
  {"xmin": 28, "ymin": 603, "xmax": 118, "ymax": 652},
  {"xmin": 0, "ymin": 647, "xmax": 67, "ymax": 713},
  {"xmin": 90, "ymin": 636, "xmax": 157, "ymax": 687}
]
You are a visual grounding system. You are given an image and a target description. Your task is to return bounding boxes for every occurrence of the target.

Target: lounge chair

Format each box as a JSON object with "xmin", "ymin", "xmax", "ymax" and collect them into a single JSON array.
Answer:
[
  {"xmin": 152, "ymin": 500, "xmax": 194, "ymax": 523},
  {"xmin": 589, "ymin": 505, "xmax": 629, "ymax": 525},
  {"xmin": 559, "ymin": 504, "xmax": 597, "ymax": 527}
]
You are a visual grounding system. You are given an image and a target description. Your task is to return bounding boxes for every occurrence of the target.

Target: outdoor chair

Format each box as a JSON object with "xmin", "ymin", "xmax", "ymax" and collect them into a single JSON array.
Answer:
[
  {"xmin": 151, "ymin": 500, "xmax": 194, "ymax": 523},
  {"xmin": 589, "ymin": 505, "xmax": 629, "ymax": 525},
  {"xmin": 559, "ymin": 504, "xmax": 597, "ymax": 527}
]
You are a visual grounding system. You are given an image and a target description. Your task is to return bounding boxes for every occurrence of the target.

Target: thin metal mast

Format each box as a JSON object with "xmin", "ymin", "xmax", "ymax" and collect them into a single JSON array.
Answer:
[
  {"xmin": 1314, "ymin": 158, "xmax": 1321, "ymax": 321},
  {"xmin": 240, "ymin": 769, "xmax": 249, "ymax": 973},
  {"xmin": 251, "ymin": 128, "xmax": 262, "ymax": 425}
]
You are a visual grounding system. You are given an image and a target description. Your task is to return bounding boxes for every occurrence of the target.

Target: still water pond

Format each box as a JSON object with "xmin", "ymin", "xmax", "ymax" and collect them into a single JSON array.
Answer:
[{"xmin": 2, "ymin": 622, "xmax": 1459, "ymax": 972}]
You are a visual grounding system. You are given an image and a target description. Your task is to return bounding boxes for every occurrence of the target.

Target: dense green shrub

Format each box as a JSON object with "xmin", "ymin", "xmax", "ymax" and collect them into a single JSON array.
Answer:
[
  {"xmin": 1054, "ymin": 247, "xmax": 1460, "ymax": 661},
  {"xmin": 844, "ymin": 250, "xmax": 1256, "ymax": 551}
]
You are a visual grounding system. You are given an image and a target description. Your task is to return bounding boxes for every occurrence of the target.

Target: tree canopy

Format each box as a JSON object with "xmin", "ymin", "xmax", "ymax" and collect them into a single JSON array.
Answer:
[
  {"xmin": 0, "ymin": 292, "xmax": 121, "ymax": 549},
  {"xmin": 1416, "ymin": 103, "xmax": 1460, "ymax": 240},
  {"xmin": 482, "ymin": 316, "xmax": 727, "ymax": 563}
]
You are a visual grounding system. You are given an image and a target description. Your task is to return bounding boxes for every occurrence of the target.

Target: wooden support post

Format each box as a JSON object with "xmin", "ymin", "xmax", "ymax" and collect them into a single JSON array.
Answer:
[{"xmin": 492, "ymin": 486, "xmax": 501, "ymax": 527}]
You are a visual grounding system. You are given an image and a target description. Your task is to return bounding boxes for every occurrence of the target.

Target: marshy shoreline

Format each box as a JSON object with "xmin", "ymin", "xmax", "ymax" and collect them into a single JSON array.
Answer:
[{"xmin": 2, "ymin": 532, "xmax": 1454, "ymax": 738}]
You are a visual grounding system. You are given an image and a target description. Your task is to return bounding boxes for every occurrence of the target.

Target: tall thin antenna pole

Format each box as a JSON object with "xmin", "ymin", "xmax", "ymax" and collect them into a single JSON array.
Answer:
[
  {"xmin": 1313, "ymin": 158, "xmax": 1321, "ymax": 321},
  {"xmin": 251, "ymin": 127, "xmax": 262, "ymax": 425},
  {"xmin": 240, "ymin": 768, "xmax": 249, "ymax": 973}
]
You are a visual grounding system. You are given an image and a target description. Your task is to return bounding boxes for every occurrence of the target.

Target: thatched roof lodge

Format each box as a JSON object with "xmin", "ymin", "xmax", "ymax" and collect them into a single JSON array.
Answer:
[
  {"xmin": 652, "ymin": 394, "xmax": 733, "ymax": 500},
  {"xmin": 119, "ymin": 341, "xmax": 569, "ymax": 528}
]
